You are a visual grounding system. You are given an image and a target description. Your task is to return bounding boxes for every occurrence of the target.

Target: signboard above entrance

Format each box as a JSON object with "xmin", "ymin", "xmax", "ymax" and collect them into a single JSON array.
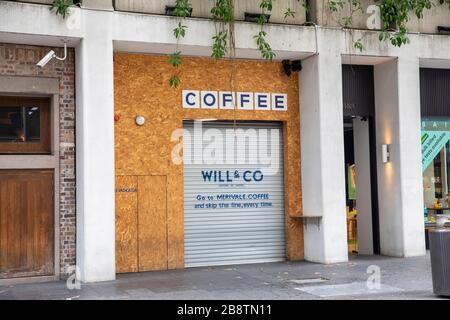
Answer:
[
  {"xmin": 421, "ymin": 120, "xmax": 450, "ymax": 172},
  {"xmin": 182, "ymin": 90, "xmax": 288, "ymax": 111}
]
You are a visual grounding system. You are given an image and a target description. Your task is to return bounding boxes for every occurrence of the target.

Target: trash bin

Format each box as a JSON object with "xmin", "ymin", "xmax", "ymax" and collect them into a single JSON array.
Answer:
[{"xmin": 429, "ymin": 227, "xmax": 450, "ymax": 296}]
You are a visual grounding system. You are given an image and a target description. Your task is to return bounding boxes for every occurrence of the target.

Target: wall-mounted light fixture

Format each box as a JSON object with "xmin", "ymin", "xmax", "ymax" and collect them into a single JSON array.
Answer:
[
  {"xmin": 135, "ymin": 115, "xmax": 145, "ymax": 126},
  {"xmin": 382, "ymin": 144, "xmax": 390, "ymax": 163}
]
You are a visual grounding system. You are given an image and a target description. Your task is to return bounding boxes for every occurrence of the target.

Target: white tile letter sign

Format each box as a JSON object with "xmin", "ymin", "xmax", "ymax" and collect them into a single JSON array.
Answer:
[{"xmin": 182, "ymin": 90, "xmax": 288, "ymax": 111}]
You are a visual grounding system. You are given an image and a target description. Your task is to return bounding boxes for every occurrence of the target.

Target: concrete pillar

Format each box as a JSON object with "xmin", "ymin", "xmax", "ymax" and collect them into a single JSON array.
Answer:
[
  {"xmin": 76, "ymin": 10, "xmax": 115, "ymax": 282},
  {"xmin": 353, "ymin": 118, "xmax": 374, "ymax": 255},
  {"xmin": 374, "ymin": 57, "xmax": 426, "ymax": 257},
  {"xmin": 299, "ymin": 30, "xmax": 348, "ymax": 263}
]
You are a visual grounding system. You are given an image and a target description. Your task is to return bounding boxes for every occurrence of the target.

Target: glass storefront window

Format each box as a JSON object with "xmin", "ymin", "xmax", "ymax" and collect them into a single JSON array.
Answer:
[{"xmin": 422, "ymin": 119, "xmax": 450, "ymax": 220}]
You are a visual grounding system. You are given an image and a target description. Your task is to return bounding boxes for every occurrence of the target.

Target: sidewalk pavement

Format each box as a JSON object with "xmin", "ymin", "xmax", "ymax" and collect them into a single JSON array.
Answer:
[{"xmin": 0, "ymin": 253, "xmax": 444, "ymax": 300}]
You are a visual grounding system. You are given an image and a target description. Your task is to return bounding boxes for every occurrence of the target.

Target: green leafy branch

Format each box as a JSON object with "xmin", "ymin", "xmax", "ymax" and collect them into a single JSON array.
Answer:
[
  {"xmin": 168, "ymin": 0, "xmax": 192, "ymax": 88},
  {"xmin": 50, "ymin": 0, "xmax": 75, "ymax": 18},
  {"xmin": 376, "ymin": 0, "xmax": 436, "ymax": 47},
  {"xmin": 284, "ymin": 0, "xmax": 310, "ymax": 19},
  {"xmin": 212, "ymin": 30, "xmax": 229, "ymax": 59},
  {"xmin": 256, "ymin": 0, "xmax": 276, "ymax": 60},
  {"xmin": 211, "ymin": 0, "xmax": 234, "ymax": 60},
  {"xmin": 327, "ymin": 0, "xmax": 365, "ymax": 51},
  {"xmin": 327, "ymin": 0, "xmax": 450, "ymax": 49}
]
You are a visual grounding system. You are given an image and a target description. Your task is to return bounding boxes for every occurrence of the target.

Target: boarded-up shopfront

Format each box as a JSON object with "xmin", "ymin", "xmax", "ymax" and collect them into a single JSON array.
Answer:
[{"xmin": 114, "ymin": 54, "xmax": 303, "ymax": 272}]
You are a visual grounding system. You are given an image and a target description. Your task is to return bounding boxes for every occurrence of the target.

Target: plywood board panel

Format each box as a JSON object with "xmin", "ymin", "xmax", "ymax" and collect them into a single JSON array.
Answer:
[
  {"xmin": 167, "ymin": 173, "xmax": 184, "ymax": 269},
  {"xmin": 115, "ymin": 175, "xmax": 138, "ymax": 273},
  {"xmin": 138, "ymin": 175, "xmax": 168, "ymax": 271},
  {"xmin": 114, "ymin": 54, "xmax": 304, "ymax": 267},
  {"xmin": 0, "ymin": 170, "xmax": 54, "ymax": 279}
]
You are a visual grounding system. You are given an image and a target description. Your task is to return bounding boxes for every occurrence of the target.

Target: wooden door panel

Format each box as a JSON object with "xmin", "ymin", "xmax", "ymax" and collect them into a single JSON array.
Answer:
[
  {"xmin": 115, "ymin": 175, "xmax": 138, "ymax": 273},
  {"xmin": 28, "ymin": 173, "xmax": 54, "ymax": 275},
  {"xmin": 138, "ymin": 176, "xmax": 167, "ymax": 272},
  {"xmin": 0, "ymin": 170, "xmax": 54, "ymax": 279},
  {"xmin": 0, "ymin": 178, "xmax": 25, "ymax": 274}
]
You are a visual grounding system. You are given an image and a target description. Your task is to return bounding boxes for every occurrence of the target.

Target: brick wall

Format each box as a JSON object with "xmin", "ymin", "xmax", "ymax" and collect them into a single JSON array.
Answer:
[{"xmin": 0, "ymin": 43, "xmax": 76, "ymax": 277}]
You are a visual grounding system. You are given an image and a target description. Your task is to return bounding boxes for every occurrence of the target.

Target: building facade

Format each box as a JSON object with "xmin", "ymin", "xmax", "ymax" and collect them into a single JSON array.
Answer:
[{"xmin": 1, "ymin": 0, "xmax": 449, "ymax": 283}]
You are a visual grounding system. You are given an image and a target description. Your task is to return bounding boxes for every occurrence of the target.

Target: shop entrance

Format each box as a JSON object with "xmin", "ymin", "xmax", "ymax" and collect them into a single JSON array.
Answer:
[
  {"xmin": 342, "ymin": 65, "xmax": 380, "ymax": 255},
  {"xmin": 183, "ymin": 121, "xmax": 286, "ymax": 267},
  {"xmin": 343, "ymin": 116, "xmax": 380, "ymax": 254},
  {"xmin": 420, "ymin": 68, "xmax": 450, "ymax": 248}
]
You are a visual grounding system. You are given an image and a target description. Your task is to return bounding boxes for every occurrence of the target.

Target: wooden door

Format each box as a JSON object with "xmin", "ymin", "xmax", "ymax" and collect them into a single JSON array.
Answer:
[
  {"xmin": 115, "ymin": 175, "xmax": 167, "ymax": 273},
  {"xmin": 0, "ymin": 170, "xmax": 54, "ymax": 279}
]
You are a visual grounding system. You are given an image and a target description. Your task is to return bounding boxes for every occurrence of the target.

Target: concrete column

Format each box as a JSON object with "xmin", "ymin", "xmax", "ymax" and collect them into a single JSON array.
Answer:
[
  {"xmin": 353, "ymin": 118, "xmax": 374, "ymax": 255},
  {"xmin": 76, "ymin": 10, "xmax": 115, "ymax": 282},
  {"xmin": 374, "ymin": 57, "xmax": 426, "ymax": 257},
  {"xmin": 299, "ymin": 30, "xmax": 348, "ymax": 263}
]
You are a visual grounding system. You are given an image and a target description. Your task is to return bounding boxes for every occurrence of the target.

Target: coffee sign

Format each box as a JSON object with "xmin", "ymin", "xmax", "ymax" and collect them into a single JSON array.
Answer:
[{"xmin": 182, "ymin": 90, "xmax": 288, "ymax": 111}]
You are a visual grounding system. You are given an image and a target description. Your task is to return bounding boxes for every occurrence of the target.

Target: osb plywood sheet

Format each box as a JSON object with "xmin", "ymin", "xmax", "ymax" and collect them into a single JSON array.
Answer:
[
  {"xmin": 114, "ymin": 54, "xmax": 303, "ymax": 269},
  {"xmin": 137, "ymin": 175, "xmax": 168, "ymax": 271},
  {"xmin": 166, "ymin": 172, "xmax": 184, "ymax": 269},
  {"xmin": 115, "ymin": 175, "xmax": 138, "ymax": 273}
]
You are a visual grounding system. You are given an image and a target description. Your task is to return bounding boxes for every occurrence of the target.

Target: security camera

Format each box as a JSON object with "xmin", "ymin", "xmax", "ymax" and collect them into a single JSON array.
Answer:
[
  {"xmin": 36, "ymin": 42, "xmax": 67, "ymax": 68},
  {"xmin": 37, "ymin": 50, "xmax": 56, "ymax": 68}
]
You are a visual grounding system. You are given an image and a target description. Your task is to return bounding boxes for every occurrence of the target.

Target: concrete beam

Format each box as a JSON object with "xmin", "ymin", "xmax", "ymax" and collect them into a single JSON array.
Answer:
[{"xmin": 113, "ymin": 11, "xmax": 317, "ymax": 59}]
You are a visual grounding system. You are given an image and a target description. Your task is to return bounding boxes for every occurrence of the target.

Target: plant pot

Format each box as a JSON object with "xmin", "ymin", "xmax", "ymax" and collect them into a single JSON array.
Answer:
[
  {"xmin": 165, "ymin": 5, "xmax": 193, "ymax": 17},
  {"xmin": 244, "ymin": 12, "xmax": 271, "ymax": 23}
]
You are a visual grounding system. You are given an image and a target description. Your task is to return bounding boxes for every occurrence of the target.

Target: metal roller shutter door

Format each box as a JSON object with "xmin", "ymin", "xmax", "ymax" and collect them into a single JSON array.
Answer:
[{"xmin": 183, "ymin": 121, "xmax": 286, "ymax": 267}]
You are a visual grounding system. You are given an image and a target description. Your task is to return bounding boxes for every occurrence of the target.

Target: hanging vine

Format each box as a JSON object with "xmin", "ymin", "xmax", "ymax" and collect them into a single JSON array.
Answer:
[
  {"xmin": 256, "ymin": 0, "xmax": 276, "ymax": 60},
  {"xmin": 162, "ymin": 0, "xmax": 450, "ymax": 86},
  {"xmin": 211, "ymin": 0, "xmax": 235, "ymax": 60},
  {"xmin": 326, "ymin": 0, "xmax": 365, "ymax": 52},
  {"xmin": 284, "ymin": 0, "xmax": 311, "ymax": 19},
  {"xmin": 167, "ymin": 0, "xmax": 281, "ymax": 87},
  {"xmin": 326, "ymin": 0, "xmax": 450, "ymax": 50},
  {"xmin": 168, "ymin": 0, "xmax": 192, "ymax": 88},
  {"xmin": 376, "ymin": 0, "xmax": 447, "ymax": 47},
  {"xmin": 209, "ymin": 0, "xmax": 277, "ymax": 60}
]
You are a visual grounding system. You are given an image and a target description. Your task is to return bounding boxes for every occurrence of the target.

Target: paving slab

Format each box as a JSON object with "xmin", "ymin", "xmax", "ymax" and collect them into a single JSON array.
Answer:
[{"xmin": 295, "ymin": 282, "xmax": 403, "ymax": 298}]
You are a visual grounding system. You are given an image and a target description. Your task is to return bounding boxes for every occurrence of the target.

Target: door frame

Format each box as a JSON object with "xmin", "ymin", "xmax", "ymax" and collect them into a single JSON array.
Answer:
[
  {"xmin": 0, "ymin": 76, "xmax": 60, "ymax": 285},
  {"xmin": 368, "ymin": 116, "xmax": 381, "ymax": 254},
  {"xmin": 342, "ymin": 65, "xmax": 380, "ymax": 255}
]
